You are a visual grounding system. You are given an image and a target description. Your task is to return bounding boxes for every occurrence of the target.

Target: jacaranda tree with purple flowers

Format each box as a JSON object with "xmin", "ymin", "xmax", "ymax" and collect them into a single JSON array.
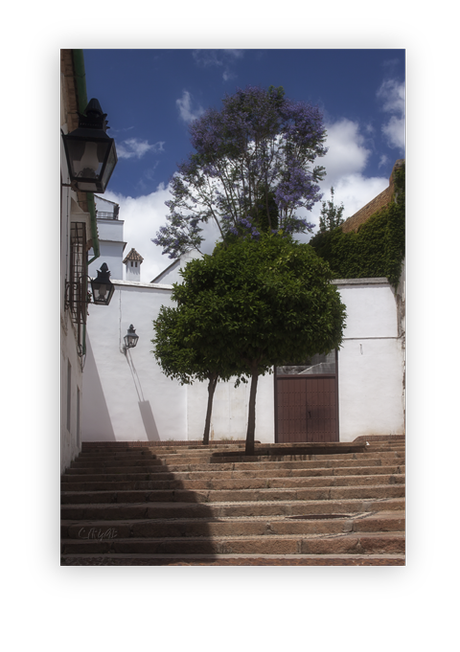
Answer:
[{"xmin": 153, "ymin": 86, "xmax": 327, "ymax": 258}]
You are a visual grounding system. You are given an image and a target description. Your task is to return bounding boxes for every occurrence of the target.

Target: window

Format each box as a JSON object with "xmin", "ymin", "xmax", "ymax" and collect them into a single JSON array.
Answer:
[
  {"xmin": 76, "ymin": 386, "xmax": 81, "ymax": 447},
  {"xmin": 276, "ymin": 350, "xmax": 337, "ymax": 376},
  {"xmin": 66, "ymin": 361, "xmax": 71, "ymax": 432},
  {"xmin": 66, "ymin": 222, "xmax": 87, "ymax": 355},
  {"xmin": 68, "ymin": 222, "xmax": 87, "ymax": 324}
]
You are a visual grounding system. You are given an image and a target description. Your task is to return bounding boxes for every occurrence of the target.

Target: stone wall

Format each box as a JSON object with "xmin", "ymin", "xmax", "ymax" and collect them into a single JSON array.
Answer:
[{"xmin": 341, "ymin": 159, "xmax": 405, "ymax": 234}]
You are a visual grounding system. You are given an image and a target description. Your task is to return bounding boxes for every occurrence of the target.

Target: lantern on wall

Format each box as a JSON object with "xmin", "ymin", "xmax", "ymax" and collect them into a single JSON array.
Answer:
[
  {"xmin": 124, "ymin": 325, "xmax": 139, "ymax": 350},
  {"xmin": 62, "ymin": 98, "xmax": 118, "ymax": 193},
  {"xmin": 90, "ymin": 263, "xmax": 115, "ymax": 306}
]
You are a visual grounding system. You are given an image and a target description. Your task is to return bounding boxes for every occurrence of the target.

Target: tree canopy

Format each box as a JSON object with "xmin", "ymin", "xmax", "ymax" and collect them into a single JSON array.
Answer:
[
  {"xmin": 153, "ymin": 86, "xmax": 327, "ymax": 259},
  {"xmin": 156, "ymin": 233, "xmax": 346, "ymax": 453}
]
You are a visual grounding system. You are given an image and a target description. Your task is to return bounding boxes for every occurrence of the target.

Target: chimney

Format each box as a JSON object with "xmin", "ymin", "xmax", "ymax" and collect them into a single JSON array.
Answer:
[{"xmin": 123, "ymin": 248, "xmax": 144, "ymax": 282}]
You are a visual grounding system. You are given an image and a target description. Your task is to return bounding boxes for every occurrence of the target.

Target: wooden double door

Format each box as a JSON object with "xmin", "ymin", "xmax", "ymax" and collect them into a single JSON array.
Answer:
[{"xmin": 275, "ymin": 351, "xmax": 339, "ymax": 443}]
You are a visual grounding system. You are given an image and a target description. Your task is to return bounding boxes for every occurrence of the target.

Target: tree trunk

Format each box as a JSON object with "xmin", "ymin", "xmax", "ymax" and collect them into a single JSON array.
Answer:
[
  {"xmin": 203, "ymin": 373, "xmax": 218, "ymax": 445},
  {"xmin": 245, "ymin": 366, "xmax": 259, "ymax": 455}
]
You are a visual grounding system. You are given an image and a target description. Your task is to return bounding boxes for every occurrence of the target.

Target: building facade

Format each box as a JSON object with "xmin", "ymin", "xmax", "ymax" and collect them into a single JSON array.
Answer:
[
  {"xmin": 82, "ymin": 210, "xmax": 405, "ymax": 444},
  {"xmin": 60, "ymin": 50, "xmax": 118, "ymax": 471}
]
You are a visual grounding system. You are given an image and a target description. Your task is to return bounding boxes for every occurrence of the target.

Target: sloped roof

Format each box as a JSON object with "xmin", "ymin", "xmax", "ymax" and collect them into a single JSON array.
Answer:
[
  {"xmin": 123, "ymin": 248, "xmax": 144, "ymax": 264},
  {"xmin": 341, "ymin": 159, "xmax": 405, "ymax": 234}
]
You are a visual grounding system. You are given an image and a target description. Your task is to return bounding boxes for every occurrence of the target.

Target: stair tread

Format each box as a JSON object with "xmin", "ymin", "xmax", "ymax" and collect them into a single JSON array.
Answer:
[{"xmin": 62, "ymin": 438, "xmax": 405, "ymax": 565}]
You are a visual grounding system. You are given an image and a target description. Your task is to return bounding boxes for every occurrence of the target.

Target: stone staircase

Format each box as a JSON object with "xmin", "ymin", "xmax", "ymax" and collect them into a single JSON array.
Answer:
[{"xmin": 61, "ymin": 436, "xmax": 405, "ymax": 566}]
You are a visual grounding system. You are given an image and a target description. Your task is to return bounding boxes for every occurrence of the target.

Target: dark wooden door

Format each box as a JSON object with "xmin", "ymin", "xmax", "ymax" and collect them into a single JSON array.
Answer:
[{"xmin": 275, "ymin": 352, "xmax": 339, "ymax": 443}]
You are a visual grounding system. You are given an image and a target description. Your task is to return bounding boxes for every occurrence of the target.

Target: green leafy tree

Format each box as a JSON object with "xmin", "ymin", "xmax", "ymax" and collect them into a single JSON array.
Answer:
[
  {"xmin": 170, "ymin": 234, "xmax": 346, "ymax": 454},
  {"xmin": 152, "ymin": 303, "xmax": 236, "ymax": 445},
  {"xmin": 318, "ymin": 186, "xmax": 345, "ymax": 232}
]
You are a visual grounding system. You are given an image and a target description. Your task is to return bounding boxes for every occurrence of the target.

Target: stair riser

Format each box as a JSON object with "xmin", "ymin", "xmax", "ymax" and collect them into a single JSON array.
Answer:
[
  {"xmin": 61, "ymin": 534, "xmax": 405, "ymax": 556},
  {"xmin": 61, "ymin": 497, "xmax": 405, "ymax": 520},
  {"xmin": 61, "ymin": 466, "xmax": 405, "ymax": 486},
  {"xmin": 66, "ymin": 457, "xmax": 405, "ymax": 475},
  {"xmin": 62, "ymin": 439, "xmax": 405, "ymax": 565},
  {"xmin": 62, "ymin": 514, "xmax": 405, "ymax": 540},
  {"xmin": 71, "ymin": 450, "xmax": 404, "ymax": 468},
  {"xmin": 61, "ymin": 485, "xmax": 405, "ymax": 505},
  {"xmin": 61, "ymin": 473, "xmax": 405, "ymax": 493}
]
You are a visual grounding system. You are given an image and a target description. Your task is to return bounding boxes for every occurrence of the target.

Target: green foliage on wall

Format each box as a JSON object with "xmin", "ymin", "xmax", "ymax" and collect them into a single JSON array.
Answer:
[{"xmin": 310, "ymin": 164, "xmax": 405, "ymax": 288}]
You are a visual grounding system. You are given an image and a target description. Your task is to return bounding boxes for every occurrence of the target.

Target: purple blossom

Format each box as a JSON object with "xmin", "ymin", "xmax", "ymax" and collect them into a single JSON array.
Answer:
[{"xmin": 154, "ymin": 85, "xmax": 327, "ymax": 258}]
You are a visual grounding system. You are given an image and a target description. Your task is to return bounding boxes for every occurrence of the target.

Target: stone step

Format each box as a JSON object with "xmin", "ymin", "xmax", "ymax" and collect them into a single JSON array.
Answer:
[
  {"xmin": 60, "ymin": 552, "xmax": 405, "ymax": 566},
  {"xmin": 61, "ymin": 464, "xmax": 405, "ymax": 484},
  {"xmin": 61, "ymin": 530, "xmax": 405, "ymax": 556},
  {"xmin": 60, "ymin": 472, "xmax": 405, "ymax": 493},
  {"xmin": 62, "ymin": 438, "xmax": 404, "ymax": 565},
  {"xmin": 61, "ymin": 496, "xmax": 405, "ymax": 521},
  {"xmin": 61, "ymin": 483, "xmax": 405, "ymax": 505},
  {"xmin": 71, "ymin": 448, "xmax": 404, "ymax": 463},
  {"xmin": 61, "ymin": 510, "xmax": 405, "ymax": 540},
  {"xmin": 66, "ymin": 454, "xmax": 405, "ymax": 474}
]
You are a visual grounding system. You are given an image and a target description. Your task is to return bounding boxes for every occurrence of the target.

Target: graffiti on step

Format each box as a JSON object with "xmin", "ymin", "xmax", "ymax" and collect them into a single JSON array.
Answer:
[{"xmin": 78, "ymin": 527, "xmax": 118, "ymax": 541}]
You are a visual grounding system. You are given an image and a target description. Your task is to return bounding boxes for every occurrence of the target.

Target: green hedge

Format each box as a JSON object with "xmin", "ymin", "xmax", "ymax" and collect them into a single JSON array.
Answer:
[{"xmin": 310, "ymin": 164, "xmax": 405, "ymax": 288}]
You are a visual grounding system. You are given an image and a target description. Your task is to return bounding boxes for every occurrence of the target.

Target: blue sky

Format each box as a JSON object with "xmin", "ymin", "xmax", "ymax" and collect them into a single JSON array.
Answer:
[{"xmin": 83, "ymin": 49, "xmax": 405, "ymax": 281}]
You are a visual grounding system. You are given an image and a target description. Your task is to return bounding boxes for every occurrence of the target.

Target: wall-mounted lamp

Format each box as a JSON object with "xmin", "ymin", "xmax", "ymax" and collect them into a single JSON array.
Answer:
[
  {"xmin": 62, "ymin": 98, "xmax": 118, "ymax": 193},
  {"xmin": 90, "ymin": 262, "xmax": 115, "ymax": 306},
  {"xmin": 124, "ymin": 324, "xmax": 139, "ymax": 350}
]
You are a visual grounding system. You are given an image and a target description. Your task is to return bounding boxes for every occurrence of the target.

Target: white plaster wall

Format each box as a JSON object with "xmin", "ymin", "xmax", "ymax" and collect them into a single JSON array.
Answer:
[
  {"xmin": 82, "ymin": 274, "xmax": 405, "ymax": 445},
  {"xmin": 335, "ymin": 280, "xmax": 399, "ymax": 339},
  {"xmin": 89, "ymin": 242, "xmax": 125, "ymax": 281},
  {"xmin": 338, "ymin": 338, "xmax": 404, "ymax": 440},
  {"xmin": 60, "ymin": 147, "xmax": 85, "ymax": 471},
  {"xmin": 88, "ymin": 219, "xmax": 126, "ymax": 281},
  {"xmin": 82, "ymin": 281, "xmax": 188, "ymax": 442},
  {"xmin": 187, "ymin": 372, "xmax": 275, "ymax": 442},
  {"xmin": 334, "ymin": 279, "xmax": 405, "ymax": 441},
  {"xmin": 96, "ymin": 218, "xmax": 124, "ymax": 243}
]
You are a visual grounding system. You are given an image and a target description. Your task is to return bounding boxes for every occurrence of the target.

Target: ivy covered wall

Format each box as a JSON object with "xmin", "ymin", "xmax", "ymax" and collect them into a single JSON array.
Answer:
[{"xmin": 310, "ymin": 163, "xmax": 405, "ymax": 288}]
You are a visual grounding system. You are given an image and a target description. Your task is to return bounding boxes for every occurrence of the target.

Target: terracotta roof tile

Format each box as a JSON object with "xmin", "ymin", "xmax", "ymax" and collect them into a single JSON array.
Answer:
[{"xmin": 123, "ymin": 248, "xmax": 144, "ymax": 264}]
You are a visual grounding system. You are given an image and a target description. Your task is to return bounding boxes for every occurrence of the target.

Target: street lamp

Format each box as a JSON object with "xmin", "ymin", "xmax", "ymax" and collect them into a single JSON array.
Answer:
[
  {"xmin": 124, "ymin": 325, "xmax": 139, "ymax": 350},
  {"xmin": 90, "ymin": 263, "xmax": 115, "ymax": 306},
  {"xmin": 62, "ymin": 98, "xmax": 118, "ymax": 193}
]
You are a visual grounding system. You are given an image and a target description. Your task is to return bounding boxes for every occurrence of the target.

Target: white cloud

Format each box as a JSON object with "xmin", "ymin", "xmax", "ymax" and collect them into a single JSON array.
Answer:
[
  {"xmin": 321, "ymin": 119, "xmax": 371, "ymax": 185},
  {"xmin": 299, "ymin": 118, "xmax": 388, "ymax": 233},
  {"xmin": 117, "ymin": 138, "xmax": 165, "ymax": 160},
  {"xmin": 193, "ymin": 49, "xmax": 244, "ymax": 68},
  {"xmin": 192, "ymin": 49, "xmax": 244, "ymax": 81},
  {"xmin": 176, "ymin": 90, "xmax": 205, "ymax": 124},
  {"xmin": 377, "ymin": 79, "xmax": 405, "ymax": 151}
]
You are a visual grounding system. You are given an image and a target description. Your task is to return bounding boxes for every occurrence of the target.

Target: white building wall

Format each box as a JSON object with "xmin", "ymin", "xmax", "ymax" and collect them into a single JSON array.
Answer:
[
  {"xmin": 60, "ymin": 135, "xmax": 86, "ymax": 471},
  {"xmin": 82, "ymin": 280, "xmax": 188, "ymax": 442},
  {"xmin": 88, "ymin": 218, "xmax": 125, "ymax": 281},
  {"xmin": 82, "ymin": 269, "xmax": 405, "ymax": 445},
  {"xmin": 187, "ymin": 372, "xmax": 275, "ymax": 443},
  {"xmin": 333, "ymin": 278, "xmax": 405, "ymax": 441}
]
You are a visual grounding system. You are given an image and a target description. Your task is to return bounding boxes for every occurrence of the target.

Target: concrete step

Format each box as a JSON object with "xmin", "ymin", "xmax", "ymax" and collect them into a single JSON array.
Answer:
[
  {"xmin": 61, "ymin": 472, "xmax": 405, "ymax": 493},
  {"xmin": 61, "ymin": 530, "xmax": 405, "ymax": 556},
  {"xmin": 61, "ymin": 496, "xmax": 405, "ymax": 521},
  {"xmin": 61, "ymin": 510, "xmax": 405, "ymax": 540}
]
